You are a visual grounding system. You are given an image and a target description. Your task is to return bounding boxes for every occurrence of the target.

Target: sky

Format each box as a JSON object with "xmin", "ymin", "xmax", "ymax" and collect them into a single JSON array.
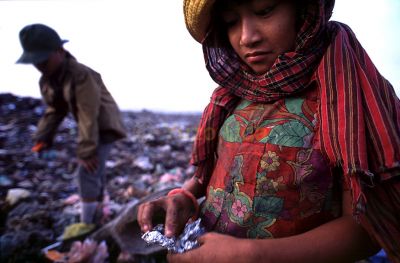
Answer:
[{"xmin": 0, "ymin": 0, "xmax": 399, "ymax": 113}]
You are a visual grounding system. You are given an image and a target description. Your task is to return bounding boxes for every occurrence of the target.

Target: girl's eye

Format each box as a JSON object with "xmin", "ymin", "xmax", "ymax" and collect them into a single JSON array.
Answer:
[
  {"xmin": 255, "ymin": 5, "xmax": 276, "ymax": 17},
  {"xmin": 222, "ymin": 13, "xmax": 238, "ymax": 28},
  {"xmin": 224, "ymin": 19, "xmax": 238, "ymax": 28}
]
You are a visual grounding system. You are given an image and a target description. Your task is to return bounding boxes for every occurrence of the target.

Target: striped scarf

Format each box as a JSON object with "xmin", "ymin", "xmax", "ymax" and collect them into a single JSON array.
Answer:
[{"xmin": 191, "ymin": 0, "xmax": 400, "ymax": 261}]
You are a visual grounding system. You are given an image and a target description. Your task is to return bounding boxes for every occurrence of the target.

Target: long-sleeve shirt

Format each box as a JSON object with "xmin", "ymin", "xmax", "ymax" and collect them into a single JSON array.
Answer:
[{"xmin": 34, "ymin": 54, "xmax": 126, "ymax": 159}]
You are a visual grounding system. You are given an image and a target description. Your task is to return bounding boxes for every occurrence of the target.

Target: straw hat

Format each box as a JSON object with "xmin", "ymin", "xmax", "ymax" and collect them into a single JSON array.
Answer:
[{"xmin": 183, "ymin": 0, "xmax": 216, "ymax": 43}]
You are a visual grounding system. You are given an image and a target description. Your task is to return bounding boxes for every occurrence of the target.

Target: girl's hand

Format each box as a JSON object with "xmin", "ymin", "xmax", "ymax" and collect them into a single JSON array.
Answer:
[
  {"xmin": 137, "ymin": 192, "xmax": 195, "ymax": 237},
  {"xmin": 167, "ymin": 232, "xmax": 250, "ymax": 263}
]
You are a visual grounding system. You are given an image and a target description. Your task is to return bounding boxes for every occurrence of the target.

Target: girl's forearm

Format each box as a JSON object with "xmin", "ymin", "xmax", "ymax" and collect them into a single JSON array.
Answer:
[
  {"xmin": 183, "ymin": 175, "xmax": 207, "ymax": 198},
  {"xmin": 247, "ymin": 216, "xmax": 380, "ymax": 263}
]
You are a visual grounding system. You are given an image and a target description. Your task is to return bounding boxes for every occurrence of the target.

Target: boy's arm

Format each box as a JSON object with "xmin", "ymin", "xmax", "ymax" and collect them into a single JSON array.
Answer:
[{"xmin": 33, "ymin": 105, "xmax": 67, "ymax": 146}]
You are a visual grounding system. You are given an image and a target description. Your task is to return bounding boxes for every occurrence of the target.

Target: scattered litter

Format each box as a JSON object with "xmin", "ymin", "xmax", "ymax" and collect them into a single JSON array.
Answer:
[
  {"xmin": 5, "ymin": 188, "xmax": 31, "ymax": 206},
  {"xmin": 61, "ymin": 223, "xmax": 96, "ymax": 241},
  {"xmin": 0, "ymin": 93, "xmax": 200, "ymax": 262},
  {"xmin": 44, "ymin": 238, "xmax": 108, "ymax": 263}
]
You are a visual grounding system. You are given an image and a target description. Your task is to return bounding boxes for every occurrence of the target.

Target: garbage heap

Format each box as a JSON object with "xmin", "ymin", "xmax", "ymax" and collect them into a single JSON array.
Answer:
[{"xmin": 0, "ymin": 93, "xmax": 201, "ymax": 262}]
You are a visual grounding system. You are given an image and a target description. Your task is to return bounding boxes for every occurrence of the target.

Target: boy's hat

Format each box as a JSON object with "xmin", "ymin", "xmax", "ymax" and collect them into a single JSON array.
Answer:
[
  {"xmin": 183, "ymin": 0, "xmax": 216, "ymax": 43},
  {"xmin": 16, "ymin": 23, "xmax": 68, "ymax": 64}
]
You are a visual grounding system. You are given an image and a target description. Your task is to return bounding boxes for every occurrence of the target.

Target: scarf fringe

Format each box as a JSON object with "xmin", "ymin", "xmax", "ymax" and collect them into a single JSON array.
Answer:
[{"xmin": 361, "ymin": 178, "xmax": 400, "ymax": 262}]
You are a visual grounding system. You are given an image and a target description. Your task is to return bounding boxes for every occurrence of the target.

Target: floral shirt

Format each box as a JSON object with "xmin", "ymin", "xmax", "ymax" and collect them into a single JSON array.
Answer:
[{"xmin": 200, "ymin": 87, "xmax": 342, "ymax": 239}]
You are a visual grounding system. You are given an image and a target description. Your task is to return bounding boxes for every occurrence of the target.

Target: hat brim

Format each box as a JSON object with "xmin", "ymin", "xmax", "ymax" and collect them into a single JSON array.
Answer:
[
  {"xmin": 16, "ymin": 50, "xmax": 53, "ymax": 64},
  {"xmin": 16, "ymin": 39, "xmax": 68, "ymax": 64},
  {"xmin": 184, "ymin": 0, "xmax": 216, "ymax": 43}
]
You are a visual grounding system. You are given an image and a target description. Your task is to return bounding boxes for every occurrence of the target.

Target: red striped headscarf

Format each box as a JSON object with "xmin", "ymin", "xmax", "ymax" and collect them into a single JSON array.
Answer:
[{"xmin": 191, "ymin": 0, "xmax": 400, "ymax": 260}]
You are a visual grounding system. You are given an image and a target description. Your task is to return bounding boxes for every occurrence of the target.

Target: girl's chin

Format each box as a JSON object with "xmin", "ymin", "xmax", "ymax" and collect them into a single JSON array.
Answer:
[
  {"xmin": 245, "ymin": 62, "xmax": 274, "ymax": 75},
  {"xmin": 250, "ymin": 66, "xmax": 272, "ymax": 75}
]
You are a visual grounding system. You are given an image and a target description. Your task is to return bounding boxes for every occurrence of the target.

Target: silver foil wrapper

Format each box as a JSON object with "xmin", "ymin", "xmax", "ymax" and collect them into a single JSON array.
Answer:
[{"xmin": 141, "ymin": 218, "xmax": 205, "ymax": 253}]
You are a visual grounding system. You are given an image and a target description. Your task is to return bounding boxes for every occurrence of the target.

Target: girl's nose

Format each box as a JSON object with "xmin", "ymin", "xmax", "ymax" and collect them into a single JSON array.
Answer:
[{"xmin": 239, "ymin": 17, "xmax": 261, "ymax": 47}]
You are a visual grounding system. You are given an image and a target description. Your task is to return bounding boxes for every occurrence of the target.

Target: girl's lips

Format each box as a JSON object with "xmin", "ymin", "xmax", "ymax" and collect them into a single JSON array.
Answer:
[{"xmin": 245, "ymin": 51, "xmax": 272, "ymax": 63}]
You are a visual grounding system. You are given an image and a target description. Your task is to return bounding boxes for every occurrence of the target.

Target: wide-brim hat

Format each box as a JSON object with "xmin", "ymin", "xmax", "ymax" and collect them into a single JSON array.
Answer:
[
  {"xmin": 16, "ymin": 41, "xmax": 68, "ymax": 64},
  {"xmin": 16, "ymin": 23, "xmax": 68, "ymax": 64},
  {"xmin": 184, "ymin": 0, "xmax": 216, "ymax": 43}
]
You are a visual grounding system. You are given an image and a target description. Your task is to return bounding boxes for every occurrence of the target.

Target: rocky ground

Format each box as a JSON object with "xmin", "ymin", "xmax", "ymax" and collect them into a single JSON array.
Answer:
[{"xmin": 0, "ymin": 93, "xmax": 201, "ymax": 262}]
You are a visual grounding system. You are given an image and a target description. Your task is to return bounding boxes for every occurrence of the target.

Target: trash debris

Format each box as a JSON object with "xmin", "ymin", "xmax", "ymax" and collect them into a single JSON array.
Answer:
[
  {"xmin": 63, "ymin": 194, "xmax": 80, "ymax": 206},
  {"xmin": 0, "ymin": 175, "xmax": 12, "ymax": 187},
  {"xmin": 44, "ymin": 238, "xmax": 109, "ymax": 263},
  {"xmin": 142, "ymin": 218, "xmax": 205, "ymax": 253},
  {"xmin": 5, "ymin": 188, "xmax": 31, "ymax": 206},
  {"xmin": 133, "ymin": 156, "xmax": 154, "ymax": 171},
  {"xmin": 61, "ymin": 223, "xmax": 96, "ymax": 241},
  {"xmin": 44, "ymin": 249, "xmax": 65, "ymax": 262},
  {"xmin": 0, "ymin": 93, "xmax": 201, "ymax": 262}
]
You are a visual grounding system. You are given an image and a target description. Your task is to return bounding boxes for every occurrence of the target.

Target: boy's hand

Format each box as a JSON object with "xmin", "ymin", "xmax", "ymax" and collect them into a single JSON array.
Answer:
[{"xmin": 31, "ymin": 142, "xmax": 48, "ymax": 152}]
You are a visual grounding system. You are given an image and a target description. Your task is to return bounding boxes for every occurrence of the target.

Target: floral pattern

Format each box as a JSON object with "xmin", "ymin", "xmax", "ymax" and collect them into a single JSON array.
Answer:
[
  {"xmin": 231, "ymin": 199, "xmax": 249, "ymax": 218},
  {"xmin": 211, "ymin": 195, "xmax": 223, "ymax": 211},
  {"xmin": 256, "ymin": 175, "xmax": 286, "ymax": 195},
  {"xmin": 201, "ymin": 88, "xmax": 341, "ymax": 239},
  {"xmin": 260, "ymin": 151, "xmax": 280, "ymax": 171}
]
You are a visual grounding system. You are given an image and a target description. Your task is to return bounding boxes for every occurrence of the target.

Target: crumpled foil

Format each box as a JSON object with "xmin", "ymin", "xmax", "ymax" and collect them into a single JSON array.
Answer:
[{"xmin": 141, "ymin": 218, "xmax": 205, "ymax": 253}]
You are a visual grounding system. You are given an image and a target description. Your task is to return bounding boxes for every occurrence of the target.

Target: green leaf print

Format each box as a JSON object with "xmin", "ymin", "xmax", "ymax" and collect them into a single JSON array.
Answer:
[
  {"xmin": 220, "ymin": 115, "xmax": 242, "ymax": 142},
  {"xmin": 253, "ymin": 196, "xmax": 283, "ymax": 218},
  {"xmin": 236, "ymin": 100, "xmax": 252, "ymax": 111},
  {"xmin": 203, "ymin": 186, "xmax": 225, "ymax": 217},
  {"xmin": 285, "ymin": 97, "xmax": 305, "ymax": 118},
  {"xmin": 248, "ymin": 218, "xmax": 275, "ymax": 238},
  {"xmin": 256, "ymin": 171, "xmax": 267, "ymax": 180},
  {"xmin": 260, "ymin": 120, "xmax": 311, "ymax": 147},
  {"xmin": 258, "ymin": 118, "xmax": 286, "ymax": 128}
]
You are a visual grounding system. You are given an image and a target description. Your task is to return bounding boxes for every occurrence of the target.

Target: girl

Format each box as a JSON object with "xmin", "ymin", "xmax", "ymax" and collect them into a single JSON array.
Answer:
[{"xmin": 138, "ymin": 0, "xmax": 400, "ymax": 262}]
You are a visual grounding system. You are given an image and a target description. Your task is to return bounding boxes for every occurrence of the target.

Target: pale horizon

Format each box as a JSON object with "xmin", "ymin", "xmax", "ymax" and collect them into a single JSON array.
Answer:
[{"xmin": 0, "ymin": 0, "xmax": 399, "ymax": 113}]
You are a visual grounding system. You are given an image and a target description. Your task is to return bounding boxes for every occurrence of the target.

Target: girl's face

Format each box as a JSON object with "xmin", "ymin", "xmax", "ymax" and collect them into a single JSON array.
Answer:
[{"xmin": 220, "ymin": 0, "xmax": 298, "ymax": 74}]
